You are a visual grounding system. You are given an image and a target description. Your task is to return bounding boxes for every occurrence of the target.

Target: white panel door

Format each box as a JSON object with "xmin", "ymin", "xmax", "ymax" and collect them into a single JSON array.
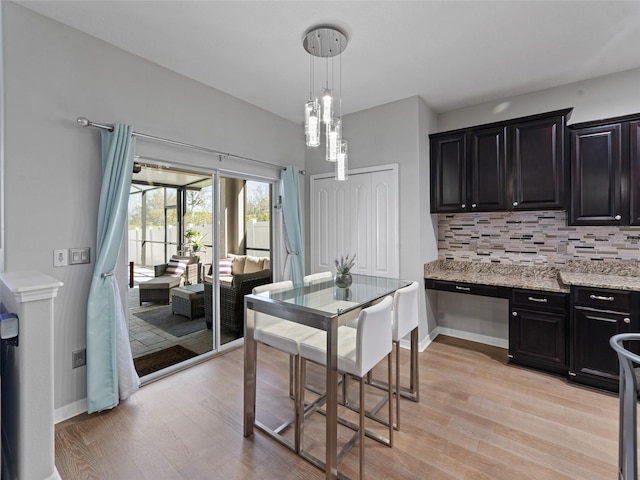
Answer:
[
  {"xmin": 311, "ymin": 176, "xmax": 350, "ymax": 274},
  {"xmin": 310, "ymin": 165, "xmax": 399, "ymax": 278},
  {"xmin": 349, "ymin": 173, "xmax": 372, "ymax": 275},
  {"xmin": 370, "ymin": 170, "xmax": 398, "ymax": 277}
]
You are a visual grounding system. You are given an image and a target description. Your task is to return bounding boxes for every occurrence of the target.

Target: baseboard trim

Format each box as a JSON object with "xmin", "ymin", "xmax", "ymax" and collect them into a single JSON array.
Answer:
[
  {"xmin": 435, "ymin": 326, "xmax": 508, "ymax": 349},
  {"xmin": 398, "ymin": 328, "xmax": 439, "ymax": 352},
  {"xmin": 54, "ymin": 398, "xmax": 87, "ymax": 424}
]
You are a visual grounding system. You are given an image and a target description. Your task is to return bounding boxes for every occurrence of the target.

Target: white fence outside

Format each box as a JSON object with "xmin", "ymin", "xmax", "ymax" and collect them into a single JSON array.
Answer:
[{"xmin": 128, "ymin": 221, "xmax": 270, "ymax": 267}]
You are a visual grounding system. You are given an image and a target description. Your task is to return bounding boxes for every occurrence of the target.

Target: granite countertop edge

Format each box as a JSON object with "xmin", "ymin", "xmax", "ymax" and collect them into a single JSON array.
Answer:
[{"xmin": 424, "ymin": 260, "xmax": 640, "ymax": 293}]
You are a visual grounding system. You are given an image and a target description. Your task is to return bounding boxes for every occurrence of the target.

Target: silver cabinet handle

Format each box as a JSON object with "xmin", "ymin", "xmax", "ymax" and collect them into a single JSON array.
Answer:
[
  {"xmin": 624, "ymin": 318, "xmax": 631, "ymax": 324},
  {"xmin": 528, "ymin": 296, "xmax": 548, "ymax": 303},
  {"xmin": 615, "ymin": 215, "xmax": 621, "ymax": 220},
  {"xmin": 512, "ymin": 311, "xmax": 518, "ymax": 317},
  {"xmin": 590, "ymin": 294, "xmax": 614, "ymax": 301},
  {"xmin": 471, "ymin": 203, "xmax": 477, "ymax": 208},
  {"xmin": 461, "ymin": 204, "xmax": 466, "ymax": 209},
  {"xmin": 513, "ymin": 201, "xmax": 518, "ymax": 207},
  {"xmin": 455, "ymin": 286, "xmax": 471, "ymax": 291}
]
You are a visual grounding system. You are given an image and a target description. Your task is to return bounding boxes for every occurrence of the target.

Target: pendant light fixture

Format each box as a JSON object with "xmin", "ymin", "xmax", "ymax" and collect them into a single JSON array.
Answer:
[{"xmin": 303, "ymin": 26, "xmax": 349, "ymax": 180}]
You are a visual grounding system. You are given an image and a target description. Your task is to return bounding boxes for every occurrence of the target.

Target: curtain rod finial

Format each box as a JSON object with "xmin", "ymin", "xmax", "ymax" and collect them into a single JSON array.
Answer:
[{"xmin": 77, "ymin": 117, "xmax": 90, "ymax": 127}]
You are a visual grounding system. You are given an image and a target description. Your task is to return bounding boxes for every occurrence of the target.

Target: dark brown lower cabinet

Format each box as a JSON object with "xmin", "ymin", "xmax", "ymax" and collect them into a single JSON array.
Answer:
[
  {"xmin": 509, "ymin": 289, "xmax": 568, "ymax": 374},
  {"xmin": 570, "ymin": 287, "xmax": 640, "ymax": 392}
]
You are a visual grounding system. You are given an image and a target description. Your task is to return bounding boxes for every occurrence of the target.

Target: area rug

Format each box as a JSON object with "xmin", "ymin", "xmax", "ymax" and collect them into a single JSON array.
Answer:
[
  {"xmin": 133, "ymin": 345, "xmax": 199, "ymax": 377},
  {"xmin": 135, "ymin": 306, "xmax": 206, "ymax": 337}
]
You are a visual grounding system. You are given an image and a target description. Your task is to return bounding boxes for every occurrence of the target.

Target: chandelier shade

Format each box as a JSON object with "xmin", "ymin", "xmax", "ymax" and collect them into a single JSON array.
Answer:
[{"xmin": 302, "ymin": 25, "xmax": 349, "ymax": 181}]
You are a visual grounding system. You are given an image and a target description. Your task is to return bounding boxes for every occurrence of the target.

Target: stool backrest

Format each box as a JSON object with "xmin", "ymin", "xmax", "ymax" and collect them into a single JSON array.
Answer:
[
  {"xmin": 252, "ymin": 280, "xmax": 294, "ymax": 330},
  {"xmin": 303, "ymin": 271, "xmax": 333, "ymax": 286},
  {"xmin": 393, "ymin": 282, "xmax": 419, "ymax": 341},
  {"xmin": 253, "ymin": 280, "xmax": 293, "ymax": 295},
  {"xmin": 356, "ymin": 296, "xmax": 393, "ymax": 377}
]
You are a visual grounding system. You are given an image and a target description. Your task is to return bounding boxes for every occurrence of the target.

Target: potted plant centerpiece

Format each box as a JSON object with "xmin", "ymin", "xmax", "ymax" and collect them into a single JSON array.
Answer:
[{"xmin": 334, "ymin": 253, "xmax": 356, "ymax": 288}]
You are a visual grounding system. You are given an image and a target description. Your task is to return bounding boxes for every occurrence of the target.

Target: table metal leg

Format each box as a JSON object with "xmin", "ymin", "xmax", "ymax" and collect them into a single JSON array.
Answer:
[
  {"xmin": 326, "ymin": 318, "xmax": 338, "ymax": 479},
  {"xmin": 409, "ymin": 327, "xmax": 420, "ymax": 401},
  {"xmin": 244, "ymin": 305, "xmax": 256, "ymax": 437}
]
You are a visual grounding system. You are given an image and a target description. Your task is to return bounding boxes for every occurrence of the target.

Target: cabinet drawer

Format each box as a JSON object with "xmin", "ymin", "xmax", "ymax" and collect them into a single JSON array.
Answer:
[
  {"xmin": 426, "ymin": 280, "xmax": 501, "ymax": 298},
  {"xmin": 574, "ymin": 287, "xmax": 631, "ymax": 311},
  {"xmin": 511, "ymin": 289, "xmax": 568, "ymax": 312}
]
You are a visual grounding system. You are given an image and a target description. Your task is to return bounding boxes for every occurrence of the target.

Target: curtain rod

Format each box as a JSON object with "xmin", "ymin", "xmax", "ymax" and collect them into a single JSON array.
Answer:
[{"xmin": 76, "ymin": 117, "xmax": 305, "ymax": 174}]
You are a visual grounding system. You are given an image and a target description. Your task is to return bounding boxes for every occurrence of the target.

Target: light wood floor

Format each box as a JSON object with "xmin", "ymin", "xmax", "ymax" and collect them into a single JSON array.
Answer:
[{"xmin": 55, "ymin": 335, "xmax": 624, "ymax": 479}]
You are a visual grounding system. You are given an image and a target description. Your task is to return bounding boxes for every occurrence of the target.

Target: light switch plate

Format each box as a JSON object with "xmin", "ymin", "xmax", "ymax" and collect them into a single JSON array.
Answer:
[{"xmin": 70, "ymin": 248, "xmax": 90, "ymax": 265}]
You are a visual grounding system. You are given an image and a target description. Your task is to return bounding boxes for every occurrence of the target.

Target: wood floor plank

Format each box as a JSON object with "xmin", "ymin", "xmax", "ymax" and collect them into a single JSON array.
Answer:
[{"xmin": 56, "ymin": 336, "xmax": 625, "ymax": 479}]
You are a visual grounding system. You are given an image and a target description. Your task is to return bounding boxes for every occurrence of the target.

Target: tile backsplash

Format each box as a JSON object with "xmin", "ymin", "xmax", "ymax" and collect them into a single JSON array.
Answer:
[{"xmin": 437, "ymin": 210, "xmax": 640, "ymax": 265}]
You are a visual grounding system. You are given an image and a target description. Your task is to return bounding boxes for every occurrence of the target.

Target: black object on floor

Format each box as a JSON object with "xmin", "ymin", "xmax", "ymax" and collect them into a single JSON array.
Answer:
[{"xmin": 133, "ymin": 344, "xmax": 198, "ymax": 376}]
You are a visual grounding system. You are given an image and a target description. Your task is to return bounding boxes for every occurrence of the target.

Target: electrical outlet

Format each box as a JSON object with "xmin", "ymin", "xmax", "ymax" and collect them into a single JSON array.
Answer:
[
  {"xmin": 72, "ymin": 349, "xmax": 86, "ymax": 369},
  {"xmin": 54, "ymin": 249, "xmax": 68, "ymax": 267}
]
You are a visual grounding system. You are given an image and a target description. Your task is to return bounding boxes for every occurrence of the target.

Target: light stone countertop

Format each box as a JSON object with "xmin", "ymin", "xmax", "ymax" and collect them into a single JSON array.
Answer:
[
  {"xmin": 558, "ymin": 272, "xmax": 640, "ymax": 292},
  {"xmin": 424, "ymin": 259, "xmax": 640, "ymax": 293}
]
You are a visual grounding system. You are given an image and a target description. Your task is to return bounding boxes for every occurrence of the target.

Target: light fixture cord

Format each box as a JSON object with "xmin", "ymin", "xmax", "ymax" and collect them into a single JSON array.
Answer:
[{"xmin": 339, "ymin": 43, "xmax": 343, "ymax": 120}]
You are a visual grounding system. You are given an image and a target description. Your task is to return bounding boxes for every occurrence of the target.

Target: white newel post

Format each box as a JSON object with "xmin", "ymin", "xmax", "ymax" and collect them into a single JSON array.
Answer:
[{"xmin": 0, "ymin": 271, "xmax": 63, "ymax": 480}]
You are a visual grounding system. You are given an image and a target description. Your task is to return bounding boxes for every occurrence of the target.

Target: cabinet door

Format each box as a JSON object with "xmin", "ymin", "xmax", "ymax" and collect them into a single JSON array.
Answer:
[
  {"xmin": 630, "ymin": 120, "xmax": 640, "ymax": 225},
  {"xmin": 572, "ymin": 307, "xmax": 634, "ymax": 390},
  {"xmin": 468, "ymin": 127, "xmax": 508, "ymax": 211},
  {"xmin": 430, "ymin": 134, "xmax": 467, "ymax": 213},
  {"xmin": 569, "ymin": 123, "xmax": 625, "ymax": 225},
  {"xmin": 511, "ymin": 115, "xmax": 566, "ymax": 210},
  {"xmin": 509, "ymin": 308, "xmax": 567, "ymax": 372}
]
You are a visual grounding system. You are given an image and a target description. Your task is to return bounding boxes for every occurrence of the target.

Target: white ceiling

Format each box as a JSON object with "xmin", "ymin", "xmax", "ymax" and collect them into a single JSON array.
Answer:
[{"xmin": 15, "ymin": 1, "xmax": 640, "ymax": 125}]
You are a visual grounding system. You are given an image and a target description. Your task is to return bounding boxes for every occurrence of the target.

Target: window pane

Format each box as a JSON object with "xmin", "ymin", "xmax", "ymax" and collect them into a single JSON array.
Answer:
[{"xmin": 245, "ymin": 181, "xmax": 270, "ymax": 258}]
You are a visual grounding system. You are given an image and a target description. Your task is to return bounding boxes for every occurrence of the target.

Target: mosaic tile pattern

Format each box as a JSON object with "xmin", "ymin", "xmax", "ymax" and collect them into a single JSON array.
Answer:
[{"xmin": 437, "ymin": 210, "xmax": 640, "ymax": 264}]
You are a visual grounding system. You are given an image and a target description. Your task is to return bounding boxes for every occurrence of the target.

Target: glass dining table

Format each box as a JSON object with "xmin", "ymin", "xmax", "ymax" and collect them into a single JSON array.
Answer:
[{"xmin": 243, "ymin": 274, "xmax": 413, "ymax": 480}]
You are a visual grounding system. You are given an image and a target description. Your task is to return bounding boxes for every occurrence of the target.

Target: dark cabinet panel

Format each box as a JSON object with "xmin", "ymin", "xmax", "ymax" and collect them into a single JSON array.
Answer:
[
  {"xmin": 468, "ymin": 127, "xmax": 508, "ymax": 211},
  {"xmin": 570, "ymin": 286, "xmax": 639, "ymax": 392},
  {"xmin": 430, "ymin": 134, "xmax": 467, "ymax": 213},
  {"xmin": 511, "ymin": 115, "xmax": 566, "ymax": 210},
  {"xmin": 630, "ymin": 120, "xmax": 640, "ymax": 225},
  {"xmin": 571, "ymin": 307, "xmax": 631, "ymax": 391},
  {"xmin": 509, "ymin": 289, "xmax": 568, "ymax": 374},
  {"xmin": 510, "ymin": 308, "xmax": 567, "ymax": 372},
  {"xmin": 569, "ymin": 123, "xmax": 626, "ymax": 225}
]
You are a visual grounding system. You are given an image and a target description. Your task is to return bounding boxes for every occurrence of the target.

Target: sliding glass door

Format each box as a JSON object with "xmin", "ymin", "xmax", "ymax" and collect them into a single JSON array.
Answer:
[
  {"xmin": 125, "ymin": 164, "xmax": 275, "ymax": 379},
  {"xmin": 127, "ymin": 164, "xmax": 214, "ymax": 378}
]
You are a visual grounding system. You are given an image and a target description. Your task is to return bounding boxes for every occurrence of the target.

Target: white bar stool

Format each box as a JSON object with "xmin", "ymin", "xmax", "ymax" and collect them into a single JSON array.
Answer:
[
  {"xmin": 299, "ymin": 296, "xmax": 394, "ymax": 480},
  {"xmin": 252, "ymin": 280, "xmax": 317, "ymax": 453}
]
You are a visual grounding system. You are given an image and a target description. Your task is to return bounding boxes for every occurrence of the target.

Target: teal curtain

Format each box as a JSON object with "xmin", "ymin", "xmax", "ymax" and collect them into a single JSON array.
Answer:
[
  {"xmin": 86, "ymin": 124, "xmax": 140, "ymax": 413},
  {"xmin": 280, "ymin": 166, "xmax": 305, "ymax": 287}
]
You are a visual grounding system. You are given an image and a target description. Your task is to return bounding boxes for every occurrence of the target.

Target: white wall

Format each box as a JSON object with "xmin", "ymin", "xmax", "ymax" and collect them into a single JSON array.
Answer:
[
  {"xmin": 432, "ymin": 67, "xmax": 640, "ymax": 343},
  {"xmin": 2, "ymin": 2, "xmax": 304, "ymax": 416},
  {"xmin": 437, "ymin": 67, "xmax": 640, "ymax": 132},
  {"xmin": 304, "ymin": 96, "xmax": 439, "ymax": 344}
]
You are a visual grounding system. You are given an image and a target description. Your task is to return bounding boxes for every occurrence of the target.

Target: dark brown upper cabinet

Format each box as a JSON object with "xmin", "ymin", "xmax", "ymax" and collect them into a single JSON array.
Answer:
[
  {"xmin": 430, "ymin": 133, "xmax": 467, "ymax": 213},
  {"xmin": 468, "ymin": 127, "xmax": 508, "ymax": 211},
  {"xmin": 630, "ymin": 120, "xmax": 640, "ymax": 225},
  {"xmin": 510, "ymin": 115, "xmax": 566, "ymax": 210},
  {"xmin": 569, "ymin": 123, "xmax": 625, "ymax": 225},
  {"xmin": 568, "ymin": 113, "xmax": 640, "ymax": 226},
  {"xmin": 429, "ymin": 109, "xmax": 571, "ymax": 214}
]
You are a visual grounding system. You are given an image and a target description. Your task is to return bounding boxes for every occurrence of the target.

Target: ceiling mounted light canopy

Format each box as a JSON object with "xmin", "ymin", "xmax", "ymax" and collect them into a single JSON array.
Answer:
[{"xmin": 303, "ymin": 25, "xmax": 349, "ymax": 181}]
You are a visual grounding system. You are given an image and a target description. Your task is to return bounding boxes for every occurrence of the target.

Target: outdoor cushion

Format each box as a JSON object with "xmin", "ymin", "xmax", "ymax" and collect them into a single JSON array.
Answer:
[
  {"xmin": 171, "ymin": 255, "xmax": 199, "ymax": 265},
  {"xmin": 231, "ymin": 255, "xmax": 246, "ymax": 275},
  {"xmin": 139, "ymin": 275, "xmax": 182, "ymax": 290},
  {"xmin": 243, "ymin": 255, "xmax": 264, "ymax": 273},
  {"xmin": 165, "ymin": 259, "xmax": 187, "ymax": 276},
  {"xmin": 219, "ymin": 258, "xmax": 232, "ymax": 275}
]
